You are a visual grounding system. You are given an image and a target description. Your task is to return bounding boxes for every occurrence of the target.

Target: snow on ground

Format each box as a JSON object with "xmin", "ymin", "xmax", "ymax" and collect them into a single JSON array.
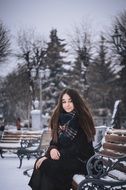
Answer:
[
  {"xmin": 0, "ymin": 153, "xmax": 126, "ymax": 189},
  {"xmin": 0, "ymin": 154, "xmax": 35, "ymax": 190}
]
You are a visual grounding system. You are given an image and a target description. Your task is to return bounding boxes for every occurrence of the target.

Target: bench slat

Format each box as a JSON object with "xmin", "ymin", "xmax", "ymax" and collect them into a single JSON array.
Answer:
[
  {"xmin": 103, "ymin": 142, "xmax": 126, "ymax": 154},
  {"xmin": 105, "ymin": 134, "xmax": 126, "ymax": 144},
  {"xmin": 100, "ymin": 149, "xmax": 124, "ymax": 158},
  {"xmin": 107, "ymin": 129, "xmax": 126, "ymax": 136}
]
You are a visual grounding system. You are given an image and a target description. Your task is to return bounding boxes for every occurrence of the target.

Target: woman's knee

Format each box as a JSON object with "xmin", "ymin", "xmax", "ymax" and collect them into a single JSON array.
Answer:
[{"xmin": 40, "ymin": 159, "xmax": 60, "ymax": 175}]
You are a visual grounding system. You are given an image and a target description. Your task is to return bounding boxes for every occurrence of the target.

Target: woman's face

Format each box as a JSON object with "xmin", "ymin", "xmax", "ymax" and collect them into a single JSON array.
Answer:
[{"xmin": 62, "ymin": 93, "xmax": 74, "ymax": 112}]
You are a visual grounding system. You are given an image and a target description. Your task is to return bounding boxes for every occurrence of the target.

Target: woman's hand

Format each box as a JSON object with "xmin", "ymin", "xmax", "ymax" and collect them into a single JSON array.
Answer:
[
  {"xmin": 35, "ymin": 156, "xmax": 47, "ymax": 169},
  {"xmin": 50, "ymin": 148, "xmax": 60, "ymax": 160}
]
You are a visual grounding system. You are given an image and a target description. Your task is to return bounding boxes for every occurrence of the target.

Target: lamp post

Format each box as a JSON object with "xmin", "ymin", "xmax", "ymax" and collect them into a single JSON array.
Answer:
[
  {"xmin": 112, "ymin": 25, "xmax": 126, "ymax": 127},
  {"xmin": 112, "ymin": 25, "xmax": 126, "ymax": 56},
  {"xmin": 31, "ymin": 66, "xmax": 50, "ymax": 129},
  {"xmin": 79, "ymin": 46, "xmax": 89, "ymax": 96}
]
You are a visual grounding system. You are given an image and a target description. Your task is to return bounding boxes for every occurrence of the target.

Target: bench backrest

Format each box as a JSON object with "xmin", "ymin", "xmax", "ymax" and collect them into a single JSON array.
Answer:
[
  {"xmin": 0, "ymin": 131, "xmax": 22, "ymax": 143},
  {"xmin": 0, "ymin": 130, "xmax": 42, "ymax": 144},
  {"xmin": 100, "ymin": 129, "xmax": 126, "ymax": 157},
  {"xmin": 39, "ymin": 130, "xmax": 51, "ymax": 152},
  {"xmin": 93, "ymin": 126, "xmax": 107, "ymax": 148},
  {"xmin": 99, "ymin": 129, "xmax": 126, "ymax": 174}
]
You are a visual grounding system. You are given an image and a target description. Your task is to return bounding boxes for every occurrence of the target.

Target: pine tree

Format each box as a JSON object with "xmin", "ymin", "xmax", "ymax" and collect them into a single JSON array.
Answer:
[
  {"xmin": 43, "ymin": 29, "xmax": 70, "ymax": 114},
  {"xmin": 88, "ymin": 35, "xmax": 116, "ymax": 113}
]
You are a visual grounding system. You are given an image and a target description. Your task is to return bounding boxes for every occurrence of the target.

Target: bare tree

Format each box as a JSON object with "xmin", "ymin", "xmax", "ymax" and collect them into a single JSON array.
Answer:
[
  {"xmin": 16, "ymin": 29, "xmax": 47, "ymax": 101},
  {"xmin": 69, "ymin": 23, "xmax": 92, "ymax": 56},
  {"xmin": 68, "ymin": 22, "xmax": 93, "ymax": 98},
  {"xmin": 0, "ymin": 21, "xmax": 11, "ymax": 63},
  {"xmin": 2, "ymin": 68, "xmax": 31, "ymax": 122}
]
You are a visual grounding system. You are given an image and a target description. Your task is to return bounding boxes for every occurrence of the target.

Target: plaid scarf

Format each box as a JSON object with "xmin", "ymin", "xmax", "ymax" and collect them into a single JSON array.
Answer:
[{"xmin": 58, "ymin": 111, "xmax": 78, "ymax": 140}]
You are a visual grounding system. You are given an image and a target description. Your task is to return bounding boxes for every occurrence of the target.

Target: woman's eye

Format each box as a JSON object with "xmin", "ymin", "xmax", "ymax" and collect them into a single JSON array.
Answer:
[
  {"xmin": 69, "ymin": 99, "xmax": 72, "ymax": 103},
  {"xmin": 62, "ymin": 101, "xmax": 66, "ymax": 104}
]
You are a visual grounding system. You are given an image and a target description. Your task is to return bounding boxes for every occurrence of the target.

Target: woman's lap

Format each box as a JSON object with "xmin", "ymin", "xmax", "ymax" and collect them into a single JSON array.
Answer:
[
  {"xmin": 40, "ymin": 157, "xmax": 84, "ymax": 176},
  {"xmin": 29, "ymin": 157, "xmax": 85, "ymax": 190}
]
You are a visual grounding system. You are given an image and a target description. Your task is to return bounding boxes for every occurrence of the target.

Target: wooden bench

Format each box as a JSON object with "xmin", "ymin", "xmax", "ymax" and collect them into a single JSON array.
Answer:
[
  {"xmin": 72, "ymin": 129, "xmax": 126, "ymax": 190},
  {"xmin": 0, "ymin": 130, "xmax": 42, "ymax": 159},
  {"xmin": 23, "ymin": 126, "xmax": 106, "ymax": 178},
  {"xmin": 0, "ymin": 130, "xmax": 22, "ymax": 157},
  {"xmin": 17, "ymin": 130, "xmax": 51, "ymax": 168}
]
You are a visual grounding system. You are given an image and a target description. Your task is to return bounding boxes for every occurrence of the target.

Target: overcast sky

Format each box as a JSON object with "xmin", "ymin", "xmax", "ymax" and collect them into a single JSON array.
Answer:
[{"xmin": 0, "ymin": 0, "xmax": 126, "ymax": 76}]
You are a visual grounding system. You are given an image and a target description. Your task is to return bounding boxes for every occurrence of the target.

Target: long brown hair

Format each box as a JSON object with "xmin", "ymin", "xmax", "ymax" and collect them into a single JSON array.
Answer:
[{"xmin": 49, "ymin": 88, "xmax": 96, "ymax": 142}]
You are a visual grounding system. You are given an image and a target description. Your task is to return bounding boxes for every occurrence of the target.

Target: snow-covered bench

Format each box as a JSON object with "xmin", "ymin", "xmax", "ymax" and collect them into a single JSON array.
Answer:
[
  {"xmin": 72, "ymin": 129, "xmax": 126, "ymax": 190},
  {"xmin": 17, "ymin": 130, "xmax": 51, "ymax": 168},
  {"xmin": 0, "ymin": 130, "xmax": 42, "ymax": 159}
]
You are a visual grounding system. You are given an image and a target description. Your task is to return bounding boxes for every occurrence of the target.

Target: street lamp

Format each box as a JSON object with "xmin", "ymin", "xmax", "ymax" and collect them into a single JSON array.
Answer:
[
  {"xmin": 80, "ymin": 47, "xmax": 89, "ymax": 95},
  {"xmin": 112, "ymin": 25, "xmax": 121, "ymax": 49},
  {"xmin": 112, "ymin": 25, "xmax": 126, "ymax": 128},
  {"xmin": 31, "ymin": 66, "xmax": 50, "ymax": 128},
  {"xmin": 112, "ymin": 25, "xmax": 126, "ymax": 56}
]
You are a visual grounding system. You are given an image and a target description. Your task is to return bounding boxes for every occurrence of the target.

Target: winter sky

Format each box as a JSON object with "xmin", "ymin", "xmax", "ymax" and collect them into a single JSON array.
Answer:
[{"xmin": 0, "ymin": 0, "xmax": 126, "ymax": 76}]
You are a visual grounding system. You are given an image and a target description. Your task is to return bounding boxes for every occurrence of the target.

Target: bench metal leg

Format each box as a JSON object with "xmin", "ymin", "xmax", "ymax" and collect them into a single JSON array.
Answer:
[
  {"xmin": 17, "ymin": 155, "xmax": 24, "ymax": 168},
  {"xmin": 23, "ymin": 167, "xmax": 33, "ymax": 177},
  {"xmin": 0, "ymin": 149, "xmax": 4, "ymax": 158}
]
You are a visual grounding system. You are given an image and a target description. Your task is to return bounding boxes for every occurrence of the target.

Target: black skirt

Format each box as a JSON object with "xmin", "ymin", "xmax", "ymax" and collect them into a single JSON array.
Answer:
[{"xmin": 28, "ymin": 157, "xmax": 86, "ymax": 190}]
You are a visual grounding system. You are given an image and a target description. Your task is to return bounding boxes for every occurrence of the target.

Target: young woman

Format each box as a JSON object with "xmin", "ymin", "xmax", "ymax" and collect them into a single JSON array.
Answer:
[{"xmin": 29, "ymin": 88, "xmax": 96, "ymax": 190}]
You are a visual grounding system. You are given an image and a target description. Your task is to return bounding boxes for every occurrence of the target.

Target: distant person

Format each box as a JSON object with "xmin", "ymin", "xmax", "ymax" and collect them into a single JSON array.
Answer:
[
  {"xmin": 0, "ymin": 118, "xmax": 5, "ymax": 132},
  {"xmin": 29, "ymin": 88, "xmax": 96, "ymax": 190},
  {"xmin": 0, "ymin": 121, "xmax": 5, "ymax": 139},
  {"xmin": 0, "ymin": 123, "xmax": 5, "ymax": 132},
  {"xmin": 16, "ymin": 117, "xmax": 21, "ymax": 130}
]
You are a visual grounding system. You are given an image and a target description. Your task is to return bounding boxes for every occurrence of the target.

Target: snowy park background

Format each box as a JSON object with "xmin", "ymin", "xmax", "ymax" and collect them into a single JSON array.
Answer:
[
  {"xmin": 0, "ymin": 0, "xmax": 126, "ymax": 189},
  {"xmin": 0, "ymin": 0, "xmax": 126, "ymax": 129}
]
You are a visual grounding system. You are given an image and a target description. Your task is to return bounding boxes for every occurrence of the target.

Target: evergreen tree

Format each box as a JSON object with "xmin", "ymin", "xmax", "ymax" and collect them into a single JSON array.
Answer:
[
  {"xmin": 44, "ymin": 29, "xmax": 69, "ymax": 113},
  {"xmin": 88, "ymin": 35, "xmax": 116, "ymax": 113}
]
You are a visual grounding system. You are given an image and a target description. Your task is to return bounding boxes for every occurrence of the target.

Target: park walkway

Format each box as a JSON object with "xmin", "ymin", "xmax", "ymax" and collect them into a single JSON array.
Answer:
[{"xmin": 0, "ymin": 154, "xmax": 35, "ymax": 190}]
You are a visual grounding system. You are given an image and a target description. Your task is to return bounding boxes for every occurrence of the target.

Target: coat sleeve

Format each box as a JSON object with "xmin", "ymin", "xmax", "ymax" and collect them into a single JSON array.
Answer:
[{"xmin": 45, "ymin": 139, "xmax": 60, "ymax": 158}]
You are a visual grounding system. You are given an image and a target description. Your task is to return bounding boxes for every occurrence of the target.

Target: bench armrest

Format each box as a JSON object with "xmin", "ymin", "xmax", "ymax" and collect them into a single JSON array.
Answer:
[{"xmin": 86, "ymin": 153, "xmax": 126, "ymax": 179}]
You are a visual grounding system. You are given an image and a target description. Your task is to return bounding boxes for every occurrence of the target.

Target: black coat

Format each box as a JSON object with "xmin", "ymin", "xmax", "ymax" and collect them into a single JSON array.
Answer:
[{"xmin": 28, "ymin": 112, "xmax": 95, "ymax": 190}]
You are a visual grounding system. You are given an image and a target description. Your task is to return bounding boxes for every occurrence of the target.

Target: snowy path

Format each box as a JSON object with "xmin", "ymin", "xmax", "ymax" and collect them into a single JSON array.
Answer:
[{"xmin": 0, "ymin": 154, "xmax": 35, "ymax": 190}]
